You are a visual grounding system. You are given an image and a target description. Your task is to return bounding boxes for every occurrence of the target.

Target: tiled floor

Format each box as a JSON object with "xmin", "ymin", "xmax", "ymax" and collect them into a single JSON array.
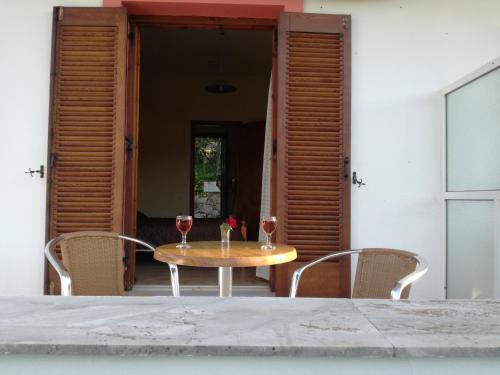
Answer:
[
  {"xmin": 136, "ymin": 253, "xmax": 268, "ymax": 288},
  {"xmin": 135, "ymin": 261, "xmax": 268, "ymax": 286},
  {"xmin": 128, "ymin": 284, "xmax": 274, "ymax": 297}
]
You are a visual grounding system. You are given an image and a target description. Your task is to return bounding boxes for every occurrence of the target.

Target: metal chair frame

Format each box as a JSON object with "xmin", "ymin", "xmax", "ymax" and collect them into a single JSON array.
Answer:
[
  {"xmin": 45, "ymin": 232, "xmax": 180, "ymax": 297},
  {"xmin": 289, "ymin": 248, "xmax": 428, "ymax": 299}
]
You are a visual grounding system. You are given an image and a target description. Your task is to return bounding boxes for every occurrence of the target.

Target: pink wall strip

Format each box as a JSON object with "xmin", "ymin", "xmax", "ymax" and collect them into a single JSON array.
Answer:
[{"xmin": 103, "ymin": 0, "xmax": 303, "ymax": 18}]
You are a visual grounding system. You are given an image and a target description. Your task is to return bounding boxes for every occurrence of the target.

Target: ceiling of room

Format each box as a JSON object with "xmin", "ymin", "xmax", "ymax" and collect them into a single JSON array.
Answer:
[{"xmin": 140, "ymin": 27, "xmax": 273, "ymax": 76}]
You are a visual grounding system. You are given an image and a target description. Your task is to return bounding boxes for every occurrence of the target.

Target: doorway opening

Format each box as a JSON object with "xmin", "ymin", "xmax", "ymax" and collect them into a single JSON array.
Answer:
[{"xmin": 133, "ymin": 25, "xmax": 273, "ymax": 294}]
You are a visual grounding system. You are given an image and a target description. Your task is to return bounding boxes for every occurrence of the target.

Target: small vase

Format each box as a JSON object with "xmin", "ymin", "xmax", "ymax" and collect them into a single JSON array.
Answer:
[{"xmin": 221, "ymin": 227, "xmax": 231, "ymax": 248}]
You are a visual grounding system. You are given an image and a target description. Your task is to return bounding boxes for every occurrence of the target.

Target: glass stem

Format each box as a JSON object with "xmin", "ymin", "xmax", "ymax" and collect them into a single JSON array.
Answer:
[
  {"xmin": 267, "ymin": 233, "xmax": 272, "ymax": 247},
  {"xmin": 182, "ymin": 233, "xmax": 187, "ymax": 245}
]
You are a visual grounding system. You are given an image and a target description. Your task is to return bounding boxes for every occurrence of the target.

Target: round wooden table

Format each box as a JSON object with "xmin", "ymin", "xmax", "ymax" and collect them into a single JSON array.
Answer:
[{"xmin": 154, "ymin": 241, "xmax": 297, "ymax": 297}]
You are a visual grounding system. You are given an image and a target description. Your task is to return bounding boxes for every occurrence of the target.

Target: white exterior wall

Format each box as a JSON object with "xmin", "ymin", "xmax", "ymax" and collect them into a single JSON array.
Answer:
[
  {"xmin": 1, "ymin": 0, "xmax": 500, "ymax": 296},
  {"xmin": 0, "ymin": 0, "xmax": 100, "ymax": 295}
]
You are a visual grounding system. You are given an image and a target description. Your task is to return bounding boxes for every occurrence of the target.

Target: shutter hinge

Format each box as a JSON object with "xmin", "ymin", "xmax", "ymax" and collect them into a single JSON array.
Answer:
[
  {"xmin": 125, "ymin": 136, "xmax": 133, "ymax": 160},
  {"xmin": 123, "ymin": 243, "xmax": 132, "ymax": 291},
  {"xmin": 123, "ymin": 243, "xmax": 130, "ymax": 267},
  {"xmin": 343, "ymin": 157, "xmax": 350, "ymax": 180},
  {"xmin": 342, "ymin": 15, "xmax": 350, "ymax": 30},
  {"xmin": 57, "ymin": 7, "xmax": 64, "ymax": 21},
  {"xmin": 50, "ymin": 153, "xmax": 57, "ymax": 168}
]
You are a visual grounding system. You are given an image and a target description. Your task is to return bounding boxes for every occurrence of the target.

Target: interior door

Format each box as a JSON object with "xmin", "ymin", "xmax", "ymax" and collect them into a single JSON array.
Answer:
[
  {"xmin": 274, "ymin": 12, "xmax": 351, "ymax": 297},
  {"xmin": 236, "ymin": 122, "xmax": 265, "ymax": 240},
  {"xmin": 45, "ymin": 7, "xmax": 128, "ymax": 294}
]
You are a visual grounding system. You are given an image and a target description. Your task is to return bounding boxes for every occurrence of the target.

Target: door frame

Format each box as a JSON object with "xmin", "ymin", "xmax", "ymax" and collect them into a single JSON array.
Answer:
[
  {"xmin": 124, "ymin": 15, "xmax": 278, "ymax": 288},
  {"xmin": 123, "ymin": 20, "xmax": 141, "ymax": 289}
]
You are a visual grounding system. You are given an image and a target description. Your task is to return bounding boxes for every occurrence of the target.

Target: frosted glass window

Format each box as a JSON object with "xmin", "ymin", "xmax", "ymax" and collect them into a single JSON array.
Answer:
[
  {"xmin": 446, "ymin": 67, "xmax": 500, "ymax": 191},
  {"xmin": 446, "ymin": 200, "xmax": 495, "ymax": 299}
]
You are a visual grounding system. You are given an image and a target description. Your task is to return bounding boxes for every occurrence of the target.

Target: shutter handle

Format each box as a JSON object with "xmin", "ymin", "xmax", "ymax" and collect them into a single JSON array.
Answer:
[
  {"xmin": 352, "ymin": 172, "xmax": 366, "ymax": 188},
  {"xmin": 25, "ymin": 165, "xmax": 44, "ymax": 178}
]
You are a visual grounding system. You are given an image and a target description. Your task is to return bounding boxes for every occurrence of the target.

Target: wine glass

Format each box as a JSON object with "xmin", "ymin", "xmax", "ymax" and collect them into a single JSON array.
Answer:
[
  {"xmin": 176, "ymin": 215, "xmax": 193, "ymax": 249},
  {"xmin": 261, "ymin": 215, "xmax": 277, "ymax": 250}
]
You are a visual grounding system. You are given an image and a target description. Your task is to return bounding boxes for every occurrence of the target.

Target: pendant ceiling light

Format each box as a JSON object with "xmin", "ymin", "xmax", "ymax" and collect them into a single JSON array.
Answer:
[
  {"xmin": 205, "ymin": 30, "xmax": 237, "ymax": 94},
  {"xmin": 205, "ymin": 79, "xmax": 237, "ymax": 94}
]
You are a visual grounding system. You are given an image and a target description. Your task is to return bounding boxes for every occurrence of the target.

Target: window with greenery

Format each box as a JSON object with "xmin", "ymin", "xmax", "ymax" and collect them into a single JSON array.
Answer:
[{"xmin": 193, "ymin": 136, "xmax": 224, "ymax": 218}]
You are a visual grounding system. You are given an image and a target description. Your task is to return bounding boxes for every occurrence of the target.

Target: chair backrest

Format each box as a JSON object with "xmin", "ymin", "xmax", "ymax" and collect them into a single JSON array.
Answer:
[
  {"xmin": 352, "ymin": 248, "xmax": 417, "ymax": 299},
  {"xmin": 59, "ymin": 231, "xmax": 125, "ymax": 296}
]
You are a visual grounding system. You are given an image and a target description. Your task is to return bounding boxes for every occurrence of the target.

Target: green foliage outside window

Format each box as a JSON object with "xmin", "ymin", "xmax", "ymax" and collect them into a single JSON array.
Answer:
[{"xmin": 194, "ymin": 137, "xmax": 222, "ymax": 194}]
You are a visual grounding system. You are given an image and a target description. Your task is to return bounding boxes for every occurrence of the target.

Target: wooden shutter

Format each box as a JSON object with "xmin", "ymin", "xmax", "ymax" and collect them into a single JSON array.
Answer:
[
  {"xmin": 46, "ymin": 7, "xmax": 128, "ymax": 294},
  {"xmin": 275, "ymin": 13, "xmax": 351, "ymax": 297}
]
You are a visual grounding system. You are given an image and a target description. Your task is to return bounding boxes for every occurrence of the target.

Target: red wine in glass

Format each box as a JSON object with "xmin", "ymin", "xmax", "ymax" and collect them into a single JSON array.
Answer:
[
  {"xmin": 176, "ymin": 215, "xmax": 192, "ymax": 249},
  {"xmin": 261, "ymin": 216, "xmax": 277, "ymax": 250}
]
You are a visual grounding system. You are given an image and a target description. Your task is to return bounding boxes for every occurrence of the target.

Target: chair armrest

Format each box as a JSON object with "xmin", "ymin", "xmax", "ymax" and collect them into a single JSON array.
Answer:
[
  {"xmin": 119, "ymin": 234, "xmax": 180, "ymax": 297},
  {"xmin": 44, "ymin": 237, "xmax": 72, "ymax": 296},
  {"xmin": 289, "ymin": 249, "xmax": 362, "ymax": 298},
  {"xmin": 118, "ymin": 234, "xmax": 155, "ymax": 251},
  {"xmin": 390, "ymin": 255, "xmax": 429, "ymax": 300}
]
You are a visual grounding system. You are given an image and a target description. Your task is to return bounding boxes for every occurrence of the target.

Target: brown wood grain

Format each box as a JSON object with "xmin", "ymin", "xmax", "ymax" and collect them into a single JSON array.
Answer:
[
  {"xmin": 45, "ymin": 7, "xmax": 128, "ymax": 294},
  {"xmin": 155, "ymin": 241, "xmax": 296, "ymax": 268},
  {"xmin": 275, "ymin": 12, "xmax": 351, "ymax": 297},
  {"xmin": 340, "ymin": 13, "xmax": 352, "ymax": 297},
  {"xmin": 123, "ymin": 19, "xmax": 141, "ymax": 290}
]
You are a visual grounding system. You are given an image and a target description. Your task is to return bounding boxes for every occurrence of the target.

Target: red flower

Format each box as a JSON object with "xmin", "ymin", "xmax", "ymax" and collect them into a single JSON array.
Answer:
[{"xmin": 225, "ymin": 216, "xmax": 238, "ymax": 229}]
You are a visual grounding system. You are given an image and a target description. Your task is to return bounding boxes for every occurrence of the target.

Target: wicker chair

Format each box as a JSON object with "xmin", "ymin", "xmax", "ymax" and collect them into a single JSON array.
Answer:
[
  {"xmin": 289, "ymin": 248, "xmax": 428, "ymax": 299},
  {"xmin": 45, "ymin": 231, "xmax": 179, "ymax": 297}
]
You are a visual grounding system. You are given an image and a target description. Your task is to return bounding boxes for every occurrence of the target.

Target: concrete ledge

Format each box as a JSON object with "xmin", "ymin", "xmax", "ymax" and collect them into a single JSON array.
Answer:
[
  {"xmin": 0, "ymin": 297, "xmax": 499, "ymax": 358},
  {"xmin": 353, "ymin": 299, "xmax": 500, "ymax": 358}
]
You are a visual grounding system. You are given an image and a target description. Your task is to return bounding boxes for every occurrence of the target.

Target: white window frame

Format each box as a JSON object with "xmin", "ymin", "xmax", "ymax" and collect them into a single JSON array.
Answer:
[{"xmin": 441, "ymin": 57, "xmax": 500, "ymax": 299}]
